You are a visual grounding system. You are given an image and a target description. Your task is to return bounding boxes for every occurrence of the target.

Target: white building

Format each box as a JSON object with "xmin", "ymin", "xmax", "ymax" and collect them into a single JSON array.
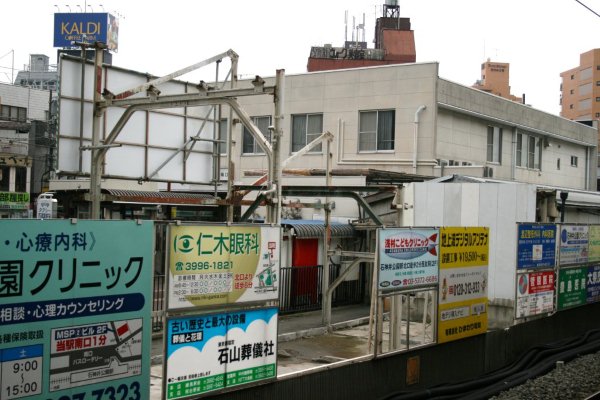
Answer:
[{"xmin": 226, "ymin": 62, "xmax": 597, "ymax": 220}]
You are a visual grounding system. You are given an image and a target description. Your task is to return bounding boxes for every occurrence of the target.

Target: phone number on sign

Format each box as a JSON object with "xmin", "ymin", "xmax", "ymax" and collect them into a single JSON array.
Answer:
[{"xmin": 48, "ymin": 381, "xmax": 141, "ymax": 400}]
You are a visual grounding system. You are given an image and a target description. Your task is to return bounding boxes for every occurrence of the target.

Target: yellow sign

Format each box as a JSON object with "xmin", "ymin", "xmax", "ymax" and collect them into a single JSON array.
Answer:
[
  {"xmin": 167, "ymin": 225, "xmax": 280, "ymax": 309},
  {"xmin": 588, "ymin": 225, "xmax": 600, "ymax": 263},
  {"xmin": 438, "ymin": 227, "xmax": 489, "ymax": 343}
]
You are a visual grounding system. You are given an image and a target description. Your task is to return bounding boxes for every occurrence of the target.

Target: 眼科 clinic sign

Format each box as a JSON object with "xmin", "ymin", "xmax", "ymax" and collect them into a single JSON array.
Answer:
[{"xmin": 167, "ymin": 225, "xmax": 280, "ymax": 309}]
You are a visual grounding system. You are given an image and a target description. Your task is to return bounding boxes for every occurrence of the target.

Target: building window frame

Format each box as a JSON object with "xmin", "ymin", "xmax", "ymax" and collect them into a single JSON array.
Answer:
[
  {"xmin": 291, "ymin": 113, "xmax": 324, "ymax": 153},
  {"xmin": 516, "ymin": 132, "xmax": 542, "ymax": 170},
  {"xmin": 571, "ymin": 156, "xmax": 578, "ymax": 167},
  {"xmin": 358, "ymin": 109, "xmax": 395, "ymax": 152},
  {"xmin": 242, "ymin": 115, "xmax": 272, "ymax": 155},
  {"xmin": 486, "ymin": 126, "xmax": 503, "ymax": 164}
]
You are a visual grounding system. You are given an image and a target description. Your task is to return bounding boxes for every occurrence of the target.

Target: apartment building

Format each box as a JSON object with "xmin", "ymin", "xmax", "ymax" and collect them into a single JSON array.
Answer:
[
  {"xmin": 472, "ymin": 59, "xmax": 523, "ymax": 103},
  {"xmin": 560, "ymin": 48, "xmax": 600, "ymax": 121}
]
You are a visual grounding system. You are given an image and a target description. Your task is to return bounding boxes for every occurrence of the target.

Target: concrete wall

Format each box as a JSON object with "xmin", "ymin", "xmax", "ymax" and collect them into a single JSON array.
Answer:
[{"xmin": 210, "ymin": 302, "xmax": 600, "ymax": 400}]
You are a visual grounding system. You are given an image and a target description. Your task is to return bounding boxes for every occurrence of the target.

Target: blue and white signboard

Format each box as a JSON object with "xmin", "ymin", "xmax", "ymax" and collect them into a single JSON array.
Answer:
[
  {"xmin": 559, "ymin": 224, "xmax": 589, "ymax": 266},
  {"xmin": 517, "ymin": 224, "xmax": 556, "ymax": 269},
  {"xmin": 0, "ymin": 220, "xmax": 153, "ymax": 400},
  {"xmin": 165, "ymin": 308, "xmax": 277, "ymax": 399},
  {"xmin": 378, "ymin": 228, "xmax": 439, "ymax": 291},
  {"xmin": 54, "ymin": 13, "xmax": 119, "ymax": 50},
  {"xmin": 587, "ymin": 264, "xmax": 600, "ymax": 304}
]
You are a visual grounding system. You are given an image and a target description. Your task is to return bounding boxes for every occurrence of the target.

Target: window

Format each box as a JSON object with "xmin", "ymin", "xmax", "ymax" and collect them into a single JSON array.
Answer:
[
  {"xmin": 0, "ymin": 105, "xmax": 27, "ymax": 122},
  {"xmin": 516, "ymin": 132, "xmax": 541, "ymax": 169},
  {"xmin": 242, "ymin": 116, "xmax": 272, "ymax": 154},
  {"xmin": 486, "ymin": 126, "xmax": 502, "ymax": 163},
  {"xmin": 596, "ymin": 97, "xmax": 600, "ymax": 102},
  {"xmin": 358, "ymin": 110, "xmax": 395, "ymax": 152},
  {"xmin": 291, "ymin": 114, "xmax": 323, "ymax": 153},
  {"xmin": 15, "ymin": 167, "xmax": 27, "ymax": 192},
  {"xmin": 570, "ymin": 74, "xmax": 575, "ymax": 80},
  {"xmin": 570, "ymin": 89, "xmax": 575, "ymax": 95},
  {"xmin": 596, "ymin": 113, "xmax": 600, "ymax": 118},
  {"xmin": 597, "ymin": 81, "xmax": 600, "ymax": 86},
  {"xmin": 557, "ymin": 158, "xmax": 560, "ymax": 170},
  {"xmin": 569, "ymin": 104, "xmax": 574, "ymax": 109},
  {"xmin": 0, "ymin": 166, "xmax": 9, "ymax": 191},
  {"xmin": 218, "ymin": 119, "xmax": 228, "ymax": 155},
  {"xmin": 571, "ymin": 156, "xmax": 578, "ymax": 167}
]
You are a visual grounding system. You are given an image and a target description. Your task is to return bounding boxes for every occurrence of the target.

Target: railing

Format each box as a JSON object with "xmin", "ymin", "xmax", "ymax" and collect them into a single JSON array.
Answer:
[
  {"xmin": 278, "ymin": 263, "xmax": 366, "ymax": 314},
  {"xmin": 151, "ymin": 263, "xmax": 366, "ymax": 329},
  {"xmin": 152, "ymin": 274, "xmax": 165, "ymax": 332}
]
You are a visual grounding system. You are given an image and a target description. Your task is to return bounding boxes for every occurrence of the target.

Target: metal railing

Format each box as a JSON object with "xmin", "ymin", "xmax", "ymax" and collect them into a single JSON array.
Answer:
[{"xmin": 151, "ymin": 263, "xmax": 366, "ymax": 329}]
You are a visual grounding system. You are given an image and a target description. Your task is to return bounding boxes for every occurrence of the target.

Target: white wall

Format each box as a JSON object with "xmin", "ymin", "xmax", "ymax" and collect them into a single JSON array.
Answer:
[{"xmin": 404, "ymin": 182, "xmax": 537, "ymax": 301}]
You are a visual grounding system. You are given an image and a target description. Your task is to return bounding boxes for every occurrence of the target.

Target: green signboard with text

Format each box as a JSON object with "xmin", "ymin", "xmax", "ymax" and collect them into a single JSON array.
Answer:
[{"xmin": 557, "ymin": 266, "xmax": 587, "ymax": 310}]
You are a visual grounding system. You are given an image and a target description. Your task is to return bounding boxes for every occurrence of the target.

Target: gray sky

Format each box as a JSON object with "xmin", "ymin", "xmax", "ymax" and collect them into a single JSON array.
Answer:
[{"xmin": 1, "ymin": 0, "xmax": 600, "ymax": 115}]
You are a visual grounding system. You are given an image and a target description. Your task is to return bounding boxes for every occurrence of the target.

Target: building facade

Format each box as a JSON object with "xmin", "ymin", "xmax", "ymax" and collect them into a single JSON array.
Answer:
[
  {"xmin": 227, "ymin": 62, "xmax": 597, "ymax": 221},
  {"xmin": 0, "ymin": 83, "xmax": 51, "ymax": 217},
  {"xmin": 560, "ymin": 48, "xmax": 600, "ymax": 121}
]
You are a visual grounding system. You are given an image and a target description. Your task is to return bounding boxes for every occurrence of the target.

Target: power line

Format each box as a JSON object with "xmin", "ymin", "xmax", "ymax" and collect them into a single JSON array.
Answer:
[{"xmin": 575, "ymin": 0, "xmax": 600, "ymax": 18}]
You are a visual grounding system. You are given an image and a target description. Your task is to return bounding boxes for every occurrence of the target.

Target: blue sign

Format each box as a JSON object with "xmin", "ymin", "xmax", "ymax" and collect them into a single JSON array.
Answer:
[
  {"xmin": 54, "ymin": 12, "xmax": 119, "ymax": 50},
  {"xmin": 587, "ymin": 264, "xmax": 600, "ymax": 303},
  {"xmin": 517, "ymin": 224, "xmax": 556, "ymax": 269}
]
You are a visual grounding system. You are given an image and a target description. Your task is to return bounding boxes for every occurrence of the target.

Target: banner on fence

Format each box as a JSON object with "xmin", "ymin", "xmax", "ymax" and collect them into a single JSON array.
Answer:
[
  {"xmin": 0, "ymin": 220, "xmax": 153, "ymax": 400},
  {"xmin": 557, "ymin": 266, "xmax": 587, "ymax": 310},
  {"xmin": 167, "ymin": 225, "xmax": 280, "ymax": 309},
  {"xmin": 516, "ymin": 224, "xmax": 556, "ymax": 269},
  {"xmin": 438, "ymin": 227, "xmax": 489, "ymax": 343},
  {"xmin": 515, "ymin": 270, "xmax": 555, "ymax": 318},
  {"xmin": 165, "ymin": 308, "xmax": 277, "ymax": 399},
  {"xmin": 377, "ymin": 228, "xmax": 439, "ymax": 291},
  {"xmin": 559, "ymin": 225, "xmax": 589, "ymax": 265}
]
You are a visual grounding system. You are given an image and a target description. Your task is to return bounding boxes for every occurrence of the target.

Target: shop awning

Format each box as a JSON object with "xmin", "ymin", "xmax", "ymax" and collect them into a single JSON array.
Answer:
[{"xmin": 280, "ymin": 219, "xmax": 355, "ymax": 238}]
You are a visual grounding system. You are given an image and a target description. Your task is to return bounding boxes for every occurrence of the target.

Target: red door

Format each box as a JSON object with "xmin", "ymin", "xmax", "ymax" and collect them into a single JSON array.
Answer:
[{"xmin": 291, "ymin": 238, "xmax": 319, "ymax": 306}]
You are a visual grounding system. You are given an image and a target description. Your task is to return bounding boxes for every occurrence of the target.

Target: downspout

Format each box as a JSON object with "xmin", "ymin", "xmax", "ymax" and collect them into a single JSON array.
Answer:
[
  {"xmin": 511, "ymin": 127, "xmax": 517, "ymax": 181},
  {"xmin": 413, "ymin": 105, "xmax": 427, "ymax": 174}
]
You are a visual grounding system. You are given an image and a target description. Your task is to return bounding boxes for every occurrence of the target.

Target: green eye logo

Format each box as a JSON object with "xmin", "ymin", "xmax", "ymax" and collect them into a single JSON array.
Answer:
[{"xmin": 174, "ymin": 235, "xmax": 194, "ymax": 253}]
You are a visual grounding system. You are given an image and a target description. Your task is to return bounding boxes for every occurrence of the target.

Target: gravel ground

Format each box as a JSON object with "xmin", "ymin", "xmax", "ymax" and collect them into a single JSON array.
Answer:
[{"xmin": 491, "ymin": 349, "xmax": 600, "ymax": 400}]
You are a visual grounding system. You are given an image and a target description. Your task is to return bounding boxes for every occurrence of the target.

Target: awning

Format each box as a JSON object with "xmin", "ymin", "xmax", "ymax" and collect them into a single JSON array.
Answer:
[
  {"xmin": 280, "ymin": 219, "xmax": 355, "ymax": 238},
  {"xmin": 104, "ymin": 189, "xmax": 216, "ymax": 206}
]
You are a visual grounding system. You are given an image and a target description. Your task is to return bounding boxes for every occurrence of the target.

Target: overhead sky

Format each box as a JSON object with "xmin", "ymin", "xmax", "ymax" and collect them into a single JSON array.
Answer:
[{"xmin": 1, "ymin": 0, "xmax": 600, "ymax": 116}]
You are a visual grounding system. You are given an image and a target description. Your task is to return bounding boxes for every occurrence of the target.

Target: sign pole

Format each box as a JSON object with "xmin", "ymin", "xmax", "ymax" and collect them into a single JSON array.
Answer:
[{"xmin": 90, "ymin": 42, "xmax": 106, "ymax": 219}]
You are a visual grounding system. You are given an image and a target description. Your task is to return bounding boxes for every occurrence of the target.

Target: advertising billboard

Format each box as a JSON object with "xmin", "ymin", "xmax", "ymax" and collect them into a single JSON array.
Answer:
[
  {"xmin": 557, "ymin": 266, "xmax": 587, "ymax": 310},
  {"xmin": 377, "ymin": 228, "xmax": 439, "ymax": 291},
  {"xmin": 167, "ymin": 225, "xmax": 280, "ymax": 310},
  {"xmin": 58, "ymin": 56, "xmax": 215, "ymax": 185},
  {"xmin": 0, "ymin": 219, "xmax": 153, "ymax": 399},
  {"xmin": 438, "ymin": 227, "xmax": 489, "ymax": 343},
  {"xmin": 54, "ymin": 12, "xmax": 119, "ymax": 50},
  {"xmin": 559, "ymin": 224, "xmax": 589, "ymax": 265},
  {"xmin": 588, "ymin": 225, "xmax": 600, "ymax": 263},
  {"xmin": 587, "ymin": 264, "xmax": 600, "ymax": 303},
  {"xmin": 165, "ymin": 308, "xmax": 277, "ymax": 399},
  {"xmin": 516, "ymin": 224, "xmax": 556, "ymax": 269},
  {"xmin": 515, "ymin": 270, "xmax": 555, "ymax": 318}
]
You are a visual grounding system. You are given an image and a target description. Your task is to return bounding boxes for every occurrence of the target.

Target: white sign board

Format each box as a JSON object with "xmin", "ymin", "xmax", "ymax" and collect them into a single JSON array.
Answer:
[{"xmin": 58, "ymin": 55, "xmax": 215, "ymax": 184}]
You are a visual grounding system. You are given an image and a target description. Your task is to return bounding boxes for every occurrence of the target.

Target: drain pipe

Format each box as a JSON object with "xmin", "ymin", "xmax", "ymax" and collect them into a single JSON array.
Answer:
[{"xmin": 413, "ymin": 105, "xmax": 427, "ymax": 174}]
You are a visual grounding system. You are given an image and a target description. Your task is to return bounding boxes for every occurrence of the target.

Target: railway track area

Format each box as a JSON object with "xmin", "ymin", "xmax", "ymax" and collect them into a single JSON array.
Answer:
[{"xmin": 380, "ymin": 329, "xmax": 600, "ymax": 400}]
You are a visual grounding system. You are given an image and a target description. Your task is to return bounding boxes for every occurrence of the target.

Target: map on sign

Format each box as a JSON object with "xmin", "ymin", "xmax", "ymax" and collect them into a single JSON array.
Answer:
[{"xmin": 49, "ymin": 319, "xmax": 143, "ymax": 391}]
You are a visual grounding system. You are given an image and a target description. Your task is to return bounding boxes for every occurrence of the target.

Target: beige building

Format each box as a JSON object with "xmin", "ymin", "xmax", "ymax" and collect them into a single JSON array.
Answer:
[
  {"xmin": 560, "ymin": 48, "xmax": 600, "ymax": 122},
  {"xmin": 230, "ymin": 62, "xmax": 597, "ymax": 221},
  {"xmin": 472, "ymin": 59, "xmax": 522, "ymax": 103}
]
